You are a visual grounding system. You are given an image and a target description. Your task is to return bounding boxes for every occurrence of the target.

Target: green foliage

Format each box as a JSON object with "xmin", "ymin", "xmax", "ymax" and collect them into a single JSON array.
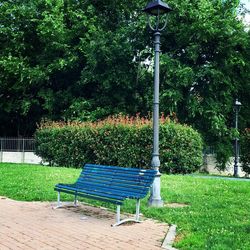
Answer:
[
  {"xmin": 0, "ymin": 0, "xmax": 148, "ymax": 135},
  {"xmin": 241, "ymin": 129, "xmax": 250, "ymax": 175},
  {"xmin": 160, "ymin": 0, "xmax": 250, "ymax": 168},
  {"xmin": 0, "ymin": 0, "xmax": 249, "ymax": 171},
  {"xmin": 1, "ymin": 163, "xmax": 250, "ymax": 249},
  {"xmin": 34, "ymin": 117, "xmax": 203, "ymax": 174}
]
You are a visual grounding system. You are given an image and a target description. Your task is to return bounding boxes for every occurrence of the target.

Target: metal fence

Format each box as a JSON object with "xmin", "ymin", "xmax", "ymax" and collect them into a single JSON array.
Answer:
[{"xmin": 0, "ymin": 138, "xmax": 35, "ymax": 152}]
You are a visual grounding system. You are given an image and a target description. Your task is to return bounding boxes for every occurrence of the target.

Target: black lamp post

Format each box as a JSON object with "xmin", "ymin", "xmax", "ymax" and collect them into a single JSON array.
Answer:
[
  {"xmin": 233, "ymin": 99, "xmax": 242, "ymax": 177},
  {"xmin": 143, "ymin": 0, "xmax": 172, "ymax": 207}
]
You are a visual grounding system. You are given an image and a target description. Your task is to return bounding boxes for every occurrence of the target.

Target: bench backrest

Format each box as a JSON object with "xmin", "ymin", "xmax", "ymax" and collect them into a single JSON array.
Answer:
[{"xmin": 76, "ymin": 164, "xmax": 157, "ymax": 199}]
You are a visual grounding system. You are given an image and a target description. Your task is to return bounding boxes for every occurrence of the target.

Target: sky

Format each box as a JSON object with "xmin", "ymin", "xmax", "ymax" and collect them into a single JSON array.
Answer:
[
  {"xmin": 241, "ymin": 0, "xmax": 250, "ymax": 9},
  {"xmin": 241, "ymin": 0, "xmax": 250, "ymax": 24}
]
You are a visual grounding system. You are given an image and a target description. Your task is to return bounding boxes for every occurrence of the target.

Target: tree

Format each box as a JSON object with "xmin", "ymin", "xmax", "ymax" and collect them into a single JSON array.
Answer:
[
  {"xmin": 158, "ymin": 0, "xmax": 250, "ymax": 167},
  {"xmin": 0, "ymin": 0, "xmax": 149, "ymax": 135},
  {"xmin": 0, "ymin": 0, "xmax": 249, "ymax": 170}
]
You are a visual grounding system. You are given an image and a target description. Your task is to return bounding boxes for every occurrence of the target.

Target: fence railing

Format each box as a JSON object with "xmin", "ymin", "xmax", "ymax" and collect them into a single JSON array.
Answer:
[{"xmin": 0, "ymin": 138, "xmax": 35, "ymax": 152}]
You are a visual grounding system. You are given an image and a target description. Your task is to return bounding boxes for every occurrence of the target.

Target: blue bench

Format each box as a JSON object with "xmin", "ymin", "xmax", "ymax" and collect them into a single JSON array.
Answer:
[{"xmin": 55, "ymin": 164, "xmax": 156, "ymax": 226}]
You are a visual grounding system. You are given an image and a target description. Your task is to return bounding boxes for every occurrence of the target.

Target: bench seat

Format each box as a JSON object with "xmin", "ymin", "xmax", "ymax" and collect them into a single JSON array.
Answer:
[{"xmin": 54, "ymin": 164, "xmax": 156, "ymax": 226}]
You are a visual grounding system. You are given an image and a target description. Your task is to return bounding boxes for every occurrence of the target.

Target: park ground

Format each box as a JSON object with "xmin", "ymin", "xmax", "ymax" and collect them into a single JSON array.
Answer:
[{"xmin": 0, "ymin": 163, "xmax": 249, "ymax": 250}]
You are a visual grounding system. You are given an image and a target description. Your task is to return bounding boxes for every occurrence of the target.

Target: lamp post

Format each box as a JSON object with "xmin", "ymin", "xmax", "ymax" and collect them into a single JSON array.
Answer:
[
  {"xmin": 143, "ymin": 0, "xmax": 172, "ymax": 207},
  {"xmin": 233, "ymin": 99, "xmax": 242, "ymax": 177}
]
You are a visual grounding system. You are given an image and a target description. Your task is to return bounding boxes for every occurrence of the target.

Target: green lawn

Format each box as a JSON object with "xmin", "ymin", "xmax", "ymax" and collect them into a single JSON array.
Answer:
[{"xmin": 0, "ymin": 163, "xmax": 249, "ymax": 250}]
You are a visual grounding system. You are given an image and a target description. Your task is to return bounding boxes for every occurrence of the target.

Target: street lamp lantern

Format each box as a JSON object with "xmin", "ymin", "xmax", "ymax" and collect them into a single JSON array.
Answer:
[
  {"xmin": 143, "ymin": 0, "xmax": 172, "ymax": 32},
  {"xmin": 233, "ymin": 98, "xmax": 242, "ymax": 177},
  {"xmin": 143, "ymin": 0, "xmax": 172, "ymax": 207},
  {"xmin": 143, "ymin": 0, "xmax": 172, "ymax": 16},
  {"xmin": 234, "ymin": 99, "xmax": 242, "ymax": 112}
]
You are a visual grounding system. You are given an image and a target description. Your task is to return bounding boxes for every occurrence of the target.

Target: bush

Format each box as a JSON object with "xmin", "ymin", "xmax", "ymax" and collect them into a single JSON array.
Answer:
[
  {"xmin": 35, "ymin": 116, "xmax": 203, "ymax": 174},
  {"xmin": 241, "ymin": 128, "xmax": 250, "ymax": 175}
]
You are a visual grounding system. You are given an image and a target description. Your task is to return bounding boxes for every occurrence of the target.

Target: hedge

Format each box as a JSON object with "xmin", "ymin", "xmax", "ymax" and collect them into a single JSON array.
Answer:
[
  {"xmin": 35, "ymin": 117, "xmax": 203, "ymax": 174},
  {"xmin": 241, "ymin": 128, "xmax": 250, "ymax": 175}
]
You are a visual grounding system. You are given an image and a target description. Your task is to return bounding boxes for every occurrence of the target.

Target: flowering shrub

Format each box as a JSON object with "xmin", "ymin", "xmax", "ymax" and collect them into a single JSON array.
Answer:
[{"xmin": 35, "ymin": 115, "xmax": 203, "ymax": 174}]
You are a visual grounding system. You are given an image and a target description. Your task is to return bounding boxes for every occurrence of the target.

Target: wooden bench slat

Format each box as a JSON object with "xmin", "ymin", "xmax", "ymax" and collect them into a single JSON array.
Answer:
[
  {"xmin": 77, "ymin": 177, "xmax": 150, "ymax": 189},
  {"xmin": 75, "ymin": 181, "xmax": 148, "ymax": 197},
  {"xmin": 80, "ymin": 171, "xmax": 155, "ymax": 181},
  {"xmin": 79, "ymin": 181, "xmax": 151, "ymax": 190},
  {"xmin": 56, "ymin": 183, "xmax": 145, "ymax": 200},
  {"xmin": 57, "ymin": 182, "xmax": 147, "ymax": 197},
  {"xmin": 83, "ymin": 166, "xmax": 156, "ymax": 176},
  {"xmin": 78, "ymin": 172, "xmax": 154, "ymax": 183},
  {"xmin": 77, "ymin": 176, "xmax": 151, "ymax": 187},
  {"xmin": 55, "ymin": 184, "xmax": 127, "ymax": 200},
  {"xmin": 80, "ymin": 172, "xmax": 155, "ymax": 181},
  {"xmin": 75, "ymin": 184, "xmax": 146, "ymax": 199},
  {"xmin": 81, "ymin": 173, "xmax": 155, "ymax": 181},
  {"xmin": 84, "ymin": 164, "xmax": 156, "ymax": 174},
  {"xmin": 54, "ymin": 187, "xmax": 123, "ymax": 205},
  {"xmin": 76, "ymin": 178, "xmax": 149, "ymax": 191}
]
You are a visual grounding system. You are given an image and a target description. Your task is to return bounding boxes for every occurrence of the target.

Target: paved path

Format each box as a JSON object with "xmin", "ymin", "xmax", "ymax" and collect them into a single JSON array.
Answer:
[
  {"xmin": 0, "ymin": 197, "xmax": 168, "ymax": 250},
  {"xmin": 190, "ymin": 175, "xmax": 250, "ymax": 182}
]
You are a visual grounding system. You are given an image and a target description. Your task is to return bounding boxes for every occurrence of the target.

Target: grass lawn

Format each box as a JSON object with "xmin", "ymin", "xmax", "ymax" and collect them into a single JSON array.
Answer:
[{"xmin": 0, "ymin": 163, "xmax": 249, "ymax": 250}]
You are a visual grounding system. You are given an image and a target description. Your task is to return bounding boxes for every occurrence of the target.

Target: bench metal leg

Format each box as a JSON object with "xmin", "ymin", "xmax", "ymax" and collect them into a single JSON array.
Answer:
[
  {"xmin": 135, "ymin": 199, "xmax": 140, "ymax": 221},
  {"xmin": 116, "ymin": 205, "xmax": 121, "ymax": 224},
  {"xmin": 54, "ymin": 192, "xmax": 79, "ymax": 209},
  {"xmin": 53, "ymin": 191, "xmax": 62, "ymax": 209},
  {"xmin": 57, "ymin": 191, "xmax": 61, "ymax": 207},
  {"xmin": 74, "ymin": 194, "xmax": 78, "ymax": 207},
  {"xmin": 112, "ymin": 200, "xmax": 142, "ymax": 227}
]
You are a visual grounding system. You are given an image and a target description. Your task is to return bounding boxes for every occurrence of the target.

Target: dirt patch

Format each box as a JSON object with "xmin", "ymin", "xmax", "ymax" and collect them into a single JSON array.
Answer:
[
  {"xmin": 164, "ymin": 202, "xmax": 189, "ymax": 208},
  {"xmin": 120, "ymin": 221, "xmax": 139, "ymax": 226},
  {"xmin": 62, "ymin": 203, "xmax": 114, "ymax": 219},
  {"xmin": 174, "ymin": 232, "xmax": 185, "ymax": 243}
]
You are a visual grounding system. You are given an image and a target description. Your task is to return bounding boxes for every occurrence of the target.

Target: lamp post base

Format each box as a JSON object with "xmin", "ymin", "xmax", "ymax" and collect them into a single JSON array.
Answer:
[
  {"xmin": 233, "ymin": 172, "xmax": 239, "ymax": 178},
  {"xmin": 148, "ymin": 173, "xmax": 164, "ymax": 207},
  {"xmin": 148, "ymin": 197, "xmax": 164, "ymax": 207},
  {"xmin": 233, "ymin": 166, "xmax": 239, "ymax": 177}
]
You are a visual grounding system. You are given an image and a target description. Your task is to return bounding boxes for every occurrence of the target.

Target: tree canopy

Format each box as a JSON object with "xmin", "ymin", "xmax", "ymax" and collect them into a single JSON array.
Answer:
[{"xmin": 0, "ymin": 0, "xmax": 249, "ymax": 166}]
